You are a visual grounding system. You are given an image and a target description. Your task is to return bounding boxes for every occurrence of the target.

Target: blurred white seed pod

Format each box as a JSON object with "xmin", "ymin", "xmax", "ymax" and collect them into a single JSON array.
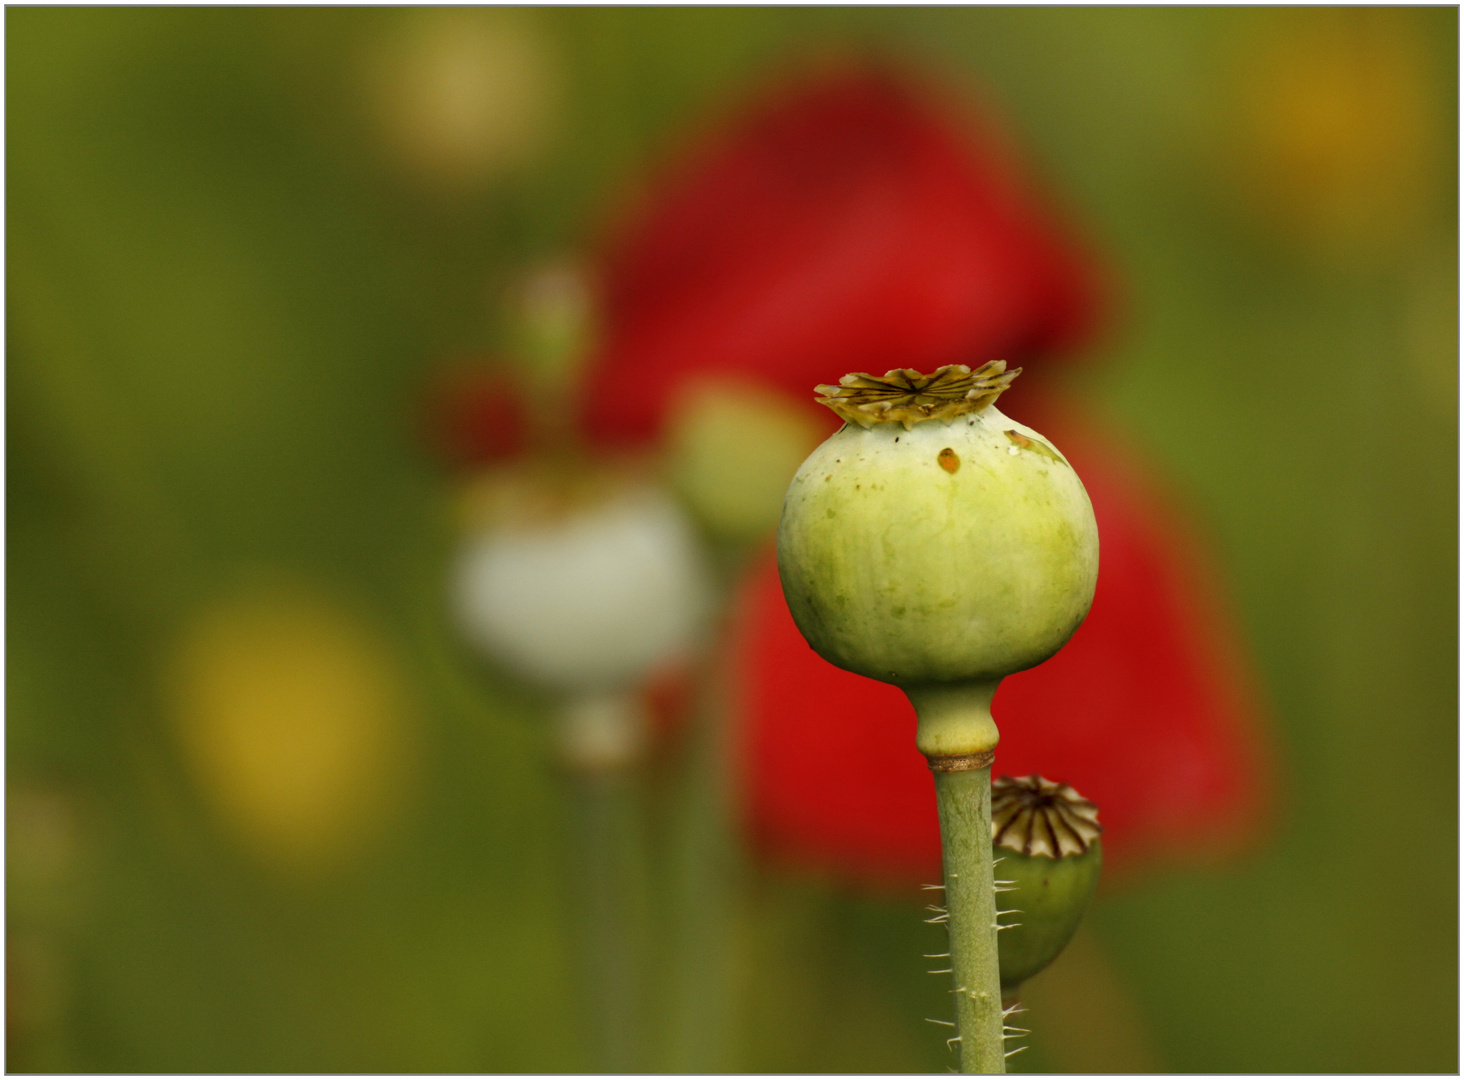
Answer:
[{"xmin": 453, "ymin": 473, "xmax": 713, "ymax": 701}]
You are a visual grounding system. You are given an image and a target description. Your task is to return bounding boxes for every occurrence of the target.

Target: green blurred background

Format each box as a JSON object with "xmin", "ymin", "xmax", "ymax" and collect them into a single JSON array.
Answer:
[{"xmin": 7, "ymin": 7, "xmax": 1457, "ymax": 1073}]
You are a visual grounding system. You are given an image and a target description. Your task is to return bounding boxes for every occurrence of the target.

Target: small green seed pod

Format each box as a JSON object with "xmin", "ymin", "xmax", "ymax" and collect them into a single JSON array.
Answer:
[
  {"xmin": 665, "ymin": 378, "xmax": 826, "ymax": 557},
  {"xmin": 991, "ymin": 775, "xmax": 1103, "ymax": 992}
]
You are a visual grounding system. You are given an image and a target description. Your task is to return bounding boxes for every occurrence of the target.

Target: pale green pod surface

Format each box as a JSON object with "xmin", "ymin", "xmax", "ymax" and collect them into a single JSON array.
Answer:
[
  {"xmin": 991, "ymin": 776, "xmax": 1104, "ymax": 991},
  {"xmin": 776, "ymin": 370, "xmax": 1098, "ymax": 690}
]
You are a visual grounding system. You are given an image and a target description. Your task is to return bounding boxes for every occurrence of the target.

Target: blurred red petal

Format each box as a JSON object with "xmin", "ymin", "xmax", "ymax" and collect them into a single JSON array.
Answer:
[
  {"xmin": 580, "ymin": 65, "xmax": 1103, "ymax": 449},
  {"xmin": 736, "ymin": 406, "xmax": 1273, "ymax": 887},
  {"xmin": 737, "ymin": 566, "xmax": 942, "ymax": 885},
  {"xmin": 995, "ymin": 403, "xmax": 1275, "ymax": 876},
  {"xmin": 421, "ymin": 362, "xmax": 529, "ymax": 469}
]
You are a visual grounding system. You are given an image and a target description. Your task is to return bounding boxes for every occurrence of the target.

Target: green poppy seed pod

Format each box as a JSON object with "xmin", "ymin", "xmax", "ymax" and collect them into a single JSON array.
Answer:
[
  {"xmin": 776, "ymin": 362, "xmax": 1099, "ymax": 759},
  {"xmin": 665, "ymin": 379, "xmax": 826, "ymax": 554},
  {"xmin": 991, "ymin": 775, "xmax": 1103, "ymax": 991}
]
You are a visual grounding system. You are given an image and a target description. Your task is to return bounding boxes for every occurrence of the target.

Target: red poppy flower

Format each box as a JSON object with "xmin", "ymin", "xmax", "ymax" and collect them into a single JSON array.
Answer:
[
  {"xmin": 421, "ymin": 361, "xmax": 529, "ymax": 469},
  {"xmin": 578, "ymin": 64, "xmax": 1273, "ymax": 886},
  {"xmin": 736, "ymin": 403, "xmax": 1273, "ymax": 887},
  {"xmin": 578, "ymin": 63, "xmax": 1101, "ymax": 448}
]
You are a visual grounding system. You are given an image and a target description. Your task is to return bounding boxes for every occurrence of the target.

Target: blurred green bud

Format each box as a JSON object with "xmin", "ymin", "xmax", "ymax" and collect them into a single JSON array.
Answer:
[
  {"xmin": 498, "ymin": 260, "xmax": 597, "ymax": 450},
  {"xmin": 992, "ymin": 775, "xmax": 1103, "ymax": 992},
  {"xmin": 666, "ymin": 378, "xmax": 826, "ymax": 553},
  {"xmin": 509, "ymin": 260, "xmax": 595, "ymax": 392}
]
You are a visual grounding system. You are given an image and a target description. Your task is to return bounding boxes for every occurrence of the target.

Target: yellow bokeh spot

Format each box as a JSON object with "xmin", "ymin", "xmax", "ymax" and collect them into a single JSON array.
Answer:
[
  {"xmin": 364, "ymin": 9, "xmax": 561, "ymax": 191},
  {"xmin": 1227, "ymin": 11, "xmax": 1440, "ymax": 255},
  {"xmin": 166, "ymin": 581, "xmax": 414, "ymax": 872}
]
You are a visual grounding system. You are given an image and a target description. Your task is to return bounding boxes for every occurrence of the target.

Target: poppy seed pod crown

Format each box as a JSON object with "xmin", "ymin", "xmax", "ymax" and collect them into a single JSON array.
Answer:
[{"xmin": 990, "ymin": 775, "xmax": 1104, "ymax": 991}]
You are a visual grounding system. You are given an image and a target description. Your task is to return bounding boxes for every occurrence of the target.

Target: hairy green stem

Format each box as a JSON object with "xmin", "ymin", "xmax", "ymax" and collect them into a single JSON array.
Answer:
[
  {"xmin": 567, "ymin": 769, "xmax": 647, "ymax": 1072},
  {"xmin": 934, "ymin": 766, "xmax": 1006, "ymax": 1074}
]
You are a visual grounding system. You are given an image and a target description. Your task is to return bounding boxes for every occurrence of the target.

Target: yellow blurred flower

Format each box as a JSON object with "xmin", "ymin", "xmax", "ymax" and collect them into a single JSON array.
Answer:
[
  {"xmin": 363, "ymin": 8, "xmax": 562, "ymax": 192},
  {"xmin": 1225, "ymin": 10, "xmax": 1441, "ymax": 256},
  {"xmin": 166, "ymin": 581, "xmax": 415, "ymax": 872}
]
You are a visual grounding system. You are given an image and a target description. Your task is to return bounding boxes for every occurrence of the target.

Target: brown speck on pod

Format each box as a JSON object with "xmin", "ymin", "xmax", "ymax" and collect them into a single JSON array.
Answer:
[{"xmin": 937, "ymin": 447, "xmax": 960, "ymax": 473}]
